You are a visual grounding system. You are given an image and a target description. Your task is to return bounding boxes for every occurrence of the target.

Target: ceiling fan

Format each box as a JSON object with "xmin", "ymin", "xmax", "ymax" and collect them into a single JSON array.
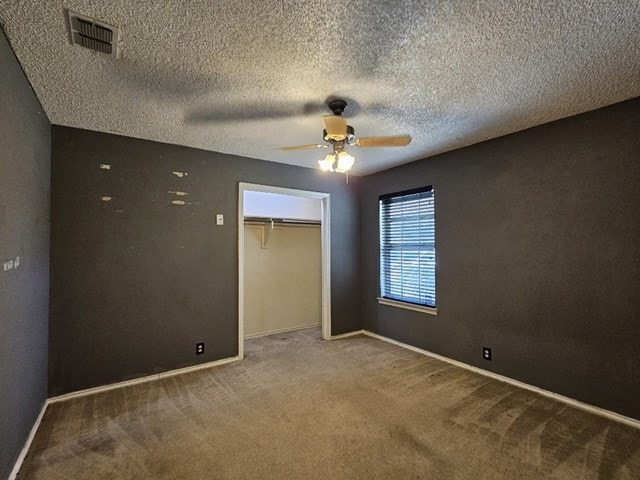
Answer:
[{"xmin": 279, "ymin": 99, "xmax": 411, "ymax": 174}]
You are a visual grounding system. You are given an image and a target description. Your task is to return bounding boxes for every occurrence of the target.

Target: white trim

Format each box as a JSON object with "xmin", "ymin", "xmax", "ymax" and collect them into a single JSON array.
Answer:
[
  {"xmin": 238, "ymin": 183, "xmax": 332, "ymax": 360},
  {"xmin": 377, "ymin": 297, "xmax": 438, "ymax": 315},
  {"xmin": 330, "ymin": 329, "xmax": 365, "ymax": 340},
  {"xmin": 8, "ymin": 400, "xmax": 48, "ymax": 480},
  {"xmin": 10, "ymin": 332, "xmax": 636, "ymax": 479},
  {"xmin": 48, "ymin": 356, "xmax": 239, "ymax": 403},
  {"xmin": 320, "ymin": 195, "xmax": 332, "ymax": 341},
  {"xmin": 362, "ymin": 330, "xmax": 640, "ymax": 429},
  {"xmin": 244, "ymin": 323, "xmax": 322, "ymax": 339},
  {"xmin": 238, "ymin": 186, "xmax": 246, "ymax": 359}
]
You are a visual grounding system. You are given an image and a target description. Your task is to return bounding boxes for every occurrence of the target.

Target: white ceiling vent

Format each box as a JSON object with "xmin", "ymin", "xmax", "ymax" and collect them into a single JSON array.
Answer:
[{"xmin": 67, "ymin": 10, "xmax": 119, "ymax": 57}]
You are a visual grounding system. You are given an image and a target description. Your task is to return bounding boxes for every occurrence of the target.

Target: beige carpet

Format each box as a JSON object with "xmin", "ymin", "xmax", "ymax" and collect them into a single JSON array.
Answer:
[{"xmin": 17, "ymin": 328, "xmax": 640, "ymax": 479}]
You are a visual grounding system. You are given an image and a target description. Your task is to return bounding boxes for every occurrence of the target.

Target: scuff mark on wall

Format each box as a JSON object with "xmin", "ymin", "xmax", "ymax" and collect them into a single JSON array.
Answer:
[
  {"xmin": 99, "ymin": 164, "xmax": 111, "ymax": 170},
  {"xmin": 169, "ymin": 191, "xmax": 188, "ymax": 196},
  {"xmin": 101, "ymin": 196, "xmax": 112, "ymax": 202},
  {"xmin": 171, "ymin": 200, "xmax": 186, "ymax": 206},
  {"xmin": 172, "ymin": 171, "xmax": 188, "ymax": 178}
]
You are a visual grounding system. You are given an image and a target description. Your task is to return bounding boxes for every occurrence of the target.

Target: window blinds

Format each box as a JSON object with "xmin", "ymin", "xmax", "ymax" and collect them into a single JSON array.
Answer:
[{"xmin": 379, "ymin": 186, "xmax": 436, "ymax": 308}]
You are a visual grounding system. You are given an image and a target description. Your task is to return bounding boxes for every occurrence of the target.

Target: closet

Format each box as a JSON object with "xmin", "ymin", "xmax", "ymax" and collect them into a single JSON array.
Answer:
[{"xmin": 243, "ymin": 191, "xmax": 322, "ymax": 338}]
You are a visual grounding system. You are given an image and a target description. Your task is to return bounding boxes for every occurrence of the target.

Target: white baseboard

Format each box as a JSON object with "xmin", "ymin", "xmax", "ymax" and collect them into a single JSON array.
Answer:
[
  {"xmin": 330, "ymin": 329, "xmax": 365, "ymax": 340},
  {"xmin": 12, "ymin": 330, "xmax": 636, "ymax": 480},
  {"xmin": 48, "ymin": 355, "xmax": 240, "ymax": 404},
  {"xmin": 244, "ymin": 323, "xmax": 322, "ymax": 339},
  {"xmin": 8, "ymin": 400, "xmax": 48, "ymax": 480},
  {"xmin": 11, "ymin": 356, "xmax": 239, "ymax": 476},
  {"xmin": 362, "ymin": 330, "xmax": 640, "ymax": 429}
]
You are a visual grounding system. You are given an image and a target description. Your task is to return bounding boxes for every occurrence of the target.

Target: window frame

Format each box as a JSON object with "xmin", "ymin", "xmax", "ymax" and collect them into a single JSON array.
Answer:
[{"xmin": 378, "ymin": 186, "xmax": 437, "ymax": 315}]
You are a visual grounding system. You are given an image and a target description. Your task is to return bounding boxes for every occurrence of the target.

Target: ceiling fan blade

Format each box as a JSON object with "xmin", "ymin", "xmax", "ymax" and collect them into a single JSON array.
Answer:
[
  {"xmin": 185, "ymin": 102, "xmax": 326, "ymax": 124},
  {"xmin": 322, "ymin": 115, "xmax": 348, "ymax": 137},
  {"xmin": 355, "ymin": 135, "xmax": 412, "ymax": 147},
  {"xmin": 279, "ymin": 144, "xmax": 328, "ymax": 152}
]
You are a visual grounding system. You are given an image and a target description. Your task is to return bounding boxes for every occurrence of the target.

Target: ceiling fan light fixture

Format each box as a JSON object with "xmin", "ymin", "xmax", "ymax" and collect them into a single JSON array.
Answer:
[
  {"xmin": 335, "ymin": 151, "xmax": 355, "ymax": 173},
  {"xmin": 318, "ymin": 153, "xmax": 336, "ymax": 172}
]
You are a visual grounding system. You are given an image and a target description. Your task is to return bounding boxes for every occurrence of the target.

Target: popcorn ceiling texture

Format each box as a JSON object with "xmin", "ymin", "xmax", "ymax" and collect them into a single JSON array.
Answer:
[{"xmin": 0, "ymin": 0, "xmax": 639, "ymax": 175}]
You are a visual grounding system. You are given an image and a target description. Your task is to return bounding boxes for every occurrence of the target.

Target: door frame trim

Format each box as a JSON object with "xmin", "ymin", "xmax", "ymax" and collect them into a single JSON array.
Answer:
[{"xmin": 238, "ymin": 182, "xmax": 331, "ymax": 359}]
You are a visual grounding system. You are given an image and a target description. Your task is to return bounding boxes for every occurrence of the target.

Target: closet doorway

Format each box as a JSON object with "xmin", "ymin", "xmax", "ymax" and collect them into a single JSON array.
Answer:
[{"xmin": 238, "ymin": 183, "xmax": 331, "ymax": 359}]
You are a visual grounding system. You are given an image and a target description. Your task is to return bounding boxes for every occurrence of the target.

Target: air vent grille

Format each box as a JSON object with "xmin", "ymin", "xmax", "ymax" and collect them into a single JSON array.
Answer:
[{"xmin": 67, "ymin": 10, "xmax": 119, "ymax": 57}]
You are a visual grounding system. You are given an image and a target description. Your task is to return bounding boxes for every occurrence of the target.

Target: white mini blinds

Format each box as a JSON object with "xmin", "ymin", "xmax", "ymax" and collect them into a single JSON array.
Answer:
[{"xmin": 379, "ymin": 186, "xmax": 436, "ymax": 308}]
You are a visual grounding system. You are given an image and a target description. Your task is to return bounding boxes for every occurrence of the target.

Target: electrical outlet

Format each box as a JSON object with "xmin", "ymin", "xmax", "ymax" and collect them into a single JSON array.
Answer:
[
  {"xmin": 483, "ymin": 347, "xmax": 492, "ymax": 361},
  {"xmin": 196, "ymin": 342, "xmax": 205, "ymax": 355},
  {"xmin": 216, "ymin": 214, "xmax": 224, "ymax": 225},
  {"xmin": 3, "ymin": 260, "xmax": 13, "ymax": 271}
]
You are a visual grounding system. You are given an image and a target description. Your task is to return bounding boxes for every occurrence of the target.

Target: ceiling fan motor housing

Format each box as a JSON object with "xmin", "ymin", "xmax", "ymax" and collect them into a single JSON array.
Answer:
[{"xmin": 323, "ymin": 125, "xmax": 355, "ymax": 143}]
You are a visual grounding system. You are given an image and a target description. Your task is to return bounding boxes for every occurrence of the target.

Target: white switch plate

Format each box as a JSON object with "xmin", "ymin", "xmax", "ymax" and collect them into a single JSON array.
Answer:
[{"xmin": 216, "ymin": 214, "xmax": 224, "ymax": 225}]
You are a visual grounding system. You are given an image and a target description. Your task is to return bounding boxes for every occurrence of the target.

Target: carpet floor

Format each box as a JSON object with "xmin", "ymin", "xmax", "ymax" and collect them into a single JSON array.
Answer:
[{"xmin": 17, "ymin": 328, "xmax": 640, "ymax": 479}]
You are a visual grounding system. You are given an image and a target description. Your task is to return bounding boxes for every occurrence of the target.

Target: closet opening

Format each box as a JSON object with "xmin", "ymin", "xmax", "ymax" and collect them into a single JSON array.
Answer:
[{"xmin": 238, "ymin": 183, "xmax": 331, "ymax": 359}]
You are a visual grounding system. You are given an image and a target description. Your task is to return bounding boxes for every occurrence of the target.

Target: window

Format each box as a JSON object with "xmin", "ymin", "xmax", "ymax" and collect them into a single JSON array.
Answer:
[{"xmin": 379, "ymin": 186, "xmax": 436, "ymax": 311}]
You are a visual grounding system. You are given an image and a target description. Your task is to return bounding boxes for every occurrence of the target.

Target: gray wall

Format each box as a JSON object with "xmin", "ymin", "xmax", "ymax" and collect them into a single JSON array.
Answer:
[
  {"xmin": 49, "ymin": 126, "xmax": 361, "ymax": 395},
  {"xmin": 0, "ymin": 30, "xmax": 50, "ymax": 480},
  {"xmin": 360, "ymin": 98, "xmax": 640, "ymax": 420}
]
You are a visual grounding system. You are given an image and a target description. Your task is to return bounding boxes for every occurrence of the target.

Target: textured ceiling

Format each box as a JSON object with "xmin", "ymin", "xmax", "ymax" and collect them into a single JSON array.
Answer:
[{"xmin": 1, "ymin": 1, "xmax": 639, "ymax": 175}]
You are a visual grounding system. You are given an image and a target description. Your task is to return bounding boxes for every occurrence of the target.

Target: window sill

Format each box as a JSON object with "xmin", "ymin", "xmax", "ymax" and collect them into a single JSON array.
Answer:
[{"xmin": 377, "ymin": 298, "xmax": 438, "ymax": 316}]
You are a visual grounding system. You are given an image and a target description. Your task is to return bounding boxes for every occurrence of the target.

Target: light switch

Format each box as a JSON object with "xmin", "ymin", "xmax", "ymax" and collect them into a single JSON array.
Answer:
[{"xmin": 216, "ymin": 214, "xmax": 224, "ymax": 225}]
